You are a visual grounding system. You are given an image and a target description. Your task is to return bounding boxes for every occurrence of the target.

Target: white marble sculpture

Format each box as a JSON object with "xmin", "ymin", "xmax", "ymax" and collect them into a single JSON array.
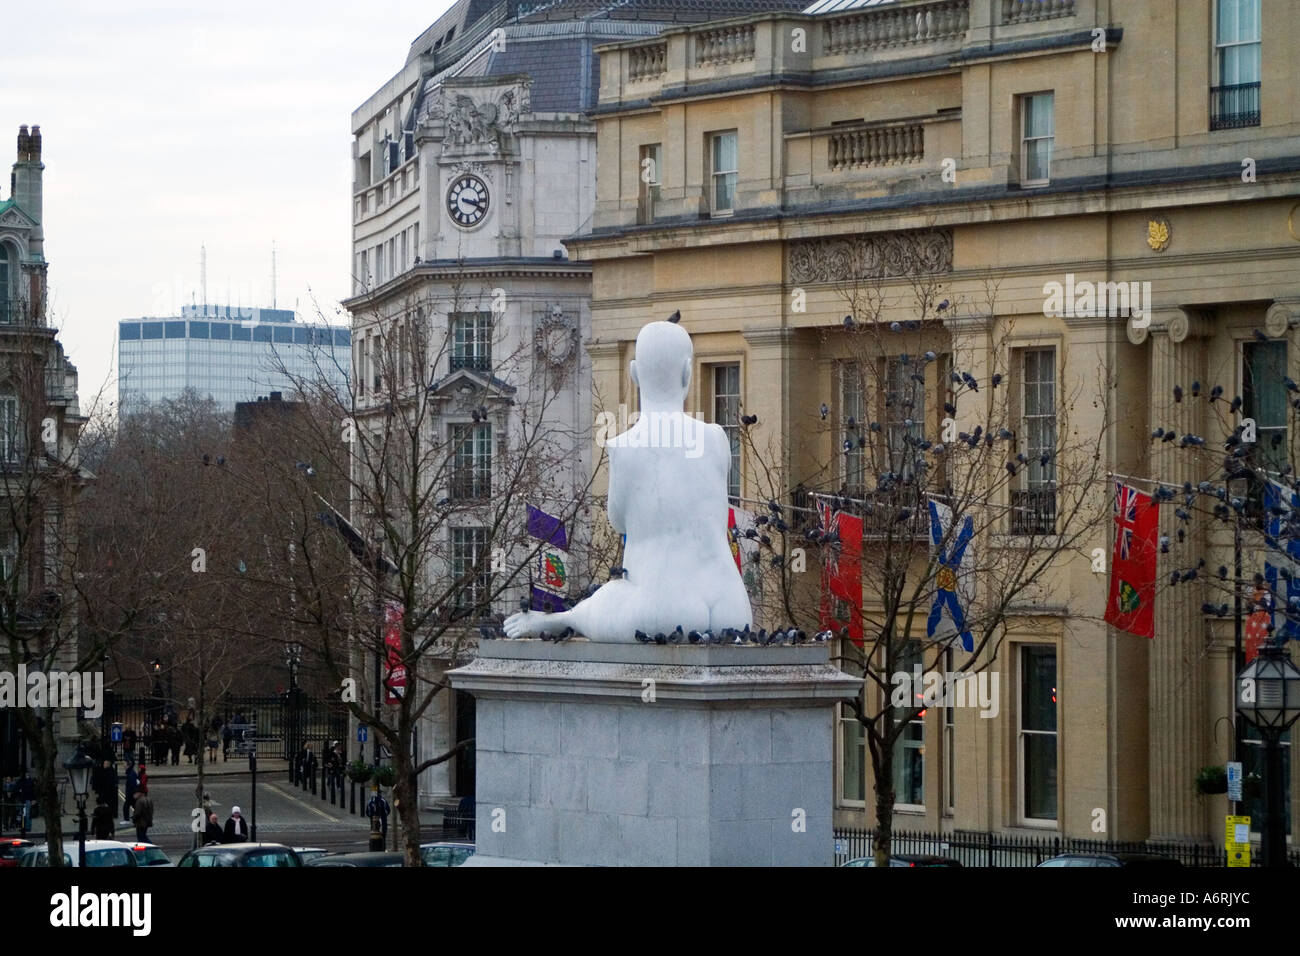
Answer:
[{"xmin": 504, "ymin": 320, "xmax": 753, "ymax": 642}]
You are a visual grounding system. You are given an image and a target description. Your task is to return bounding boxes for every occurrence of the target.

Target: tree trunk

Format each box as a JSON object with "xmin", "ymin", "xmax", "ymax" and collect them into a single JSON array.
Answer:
[
  {"xmin": 29, "ymin": 713, "xmax": 66, "ymax": 864},
  {"xmin": 393, "ymin": 734, "xmax": 422, "ymax": 866},
  {"xmin": 873, "ymin": 746, "xmax": 894, "ymax": 868}
]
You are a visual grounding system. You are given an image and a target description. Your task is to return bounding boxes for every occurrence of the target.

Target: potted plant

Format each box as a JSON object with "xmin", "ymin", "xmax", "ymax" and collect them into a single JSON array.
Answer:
[
  {"xmin": 372, "ymin": 763, "xmax": 397, "ymax": 789},
  {"xmin": 1195, "ymin": 765, "xmax": 1228, "ymax": 795},
  {"xmin": 346, "ymin": 759, "xmax": 373, "ymax": 784}
]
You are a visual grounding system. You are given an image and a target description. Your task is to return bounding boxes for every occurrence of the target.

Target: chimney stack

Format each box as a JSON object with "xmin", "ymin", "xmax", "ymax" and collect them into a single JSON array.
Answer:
[{"xmin": 11, "ymin": 124, "xmax": 45, "ymax": 256}]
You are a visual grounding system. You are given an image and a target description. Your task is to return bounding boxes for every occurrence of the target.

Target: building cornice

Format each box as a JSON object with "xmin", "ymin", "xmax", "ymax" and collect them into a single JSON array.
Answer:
[{"xmin": 343, "ymin": 258, "xmax": 593, "ymax": 310}]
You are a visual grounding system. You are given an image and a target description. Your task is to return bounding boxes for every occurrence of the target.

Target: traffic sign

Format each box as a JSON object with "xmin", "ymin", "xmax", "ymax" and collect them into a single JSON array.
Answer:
[
  {"xmin": 1225, "ymin": 814, "xmax": 1251, "ymax": 867},
  {"xmin": 357, "ymin": 726, "xmax": 368, "ymax": 743},
  {"xmin": 1227, "ymin": 761, "xmax": 1243, "ymax": 801},
  {"xmin": 110, "ymin": 722, "xmax": 123, "ymax": 744}
]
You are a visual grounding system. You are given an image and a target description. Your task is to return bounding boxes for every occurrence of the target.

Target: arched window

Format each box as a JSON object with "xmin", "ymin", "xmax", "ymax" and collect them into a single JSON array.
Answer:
[{"xmin": 0, "ymin": 244, "xmax": 9, "ymax": 318}]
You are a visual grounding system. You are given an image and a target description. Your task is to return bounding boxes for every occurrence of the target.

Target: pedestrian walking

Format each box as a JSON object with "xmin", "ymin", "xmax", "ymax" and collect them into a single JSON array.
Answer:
[
  {"xmin": 123, "ymin": 764, "xmax": 138, "ymax": 823},
  {"xmin": 207, "ymin": 715, "xmax": 221, "ymax": 763},
  {"xmin": 203, "ymin": 812, "xmax": 224, "ymax": 846},
  {"xmin": 137, "ymin": 763, "xmax": 149, "ymax": 795},
  {"xmin": 91, "ymin": 799, "xmax": 115, "ymax": 840},
  {"xmin": 131, "ymin": 790, "xmax": 153, "ymax": 843},
  {"xmin": 366, "ymin": 791, "xmax": 390, "ymax": 839},
  {"xmin": 223, "ymin": 806, "xmax": 249, "ymax": 843}
]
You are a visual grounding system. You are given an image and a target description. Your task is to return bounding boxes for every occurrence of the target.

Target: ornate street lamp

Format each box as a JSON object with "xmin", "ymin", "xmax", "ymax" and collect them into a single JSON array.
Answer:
[
  {"xmin": 1236, "ymin": 642, "xmax": 1300, "ymax": 867},
  {"xmin": 63, "ymin": 743, "xmax": 94, "ymax": 867}
]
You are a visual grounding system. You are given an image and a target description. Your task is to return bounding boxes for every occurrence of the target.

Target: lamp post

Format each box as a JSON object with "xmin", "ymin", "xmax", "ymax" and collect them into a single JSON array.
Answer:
[
  {"xmin": 1235, "ymin": 642, "xmax": 1300, "ymax": 867},
  {"xmin": 285, "ymin": 643, "xmax": 301, "ymax": 784},
  {"xmin": 63, "ymin": 744, "xmax": 93, "ymax": 867}
]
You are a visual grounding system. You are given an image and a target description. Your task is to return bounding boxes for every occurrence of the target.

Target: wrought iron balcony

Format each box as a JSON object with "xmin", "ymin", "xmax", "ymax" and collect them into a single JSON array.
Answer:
[
  {"xmin": 1210, "ymin": 82, "xmax": 1261, "ymax": 131},
  {"xmin": 450, "ymin": 354, "xmax": 492, "ymax": 373},
  {"xmin": 0, "ymin": 299, "xmax": 31, "ymax": 325},
  {"xmin": 1010, "ymin": 488, "xmax": 1057, "ymax": 535}
]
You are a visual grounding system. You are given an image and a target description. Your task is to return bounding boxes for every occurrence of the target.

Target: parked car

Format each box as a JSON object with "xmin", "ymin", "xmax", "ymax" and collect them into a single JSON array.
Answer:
[
  {"xmin": 842, "ymin": 854, "xmax": 963, "ymax": 867},
  {"xmin": 20, "ymin": 840, "xmax": 140, "ymax": 868},
  {"xmin": 308, "ymin": 851, "xmax": 405, "ymax": 867},
  {"xmin": 1037, "ymin": 852, "xmax": 1183, "ymax": 868},
  {"xmin": 128, "ymin": 843, "xmax": 173, "ymax": 867},
  {"xmin": 420, "ymin": 842, "xmax": 475, "ymax": 867},
  {"xmin": 292, "ymin": 846, "xmax": 330, "ymax": 865},
  {"xmin": 0, "ymin": 838, "xmax": 33, "ymax": 868},
  {"xmin": 176, "ymin": 843, "xmax": 302, "ymax": 867}
]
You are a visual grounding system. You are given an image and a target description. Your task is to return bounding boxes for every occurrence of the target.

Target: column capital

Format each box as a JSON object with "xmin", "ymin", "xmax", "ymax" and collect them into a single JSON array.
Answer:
[
  {"xmin": 1152, "ymin": 308, "xmax": 1213, "ymax": 344},
  {"xmin": 1265, "ymin": 299, "xmax": 1300, "ymax": 338},
  {"xmin": 741, "ymin": 325, "xmax": 793, "ymax": 348}
]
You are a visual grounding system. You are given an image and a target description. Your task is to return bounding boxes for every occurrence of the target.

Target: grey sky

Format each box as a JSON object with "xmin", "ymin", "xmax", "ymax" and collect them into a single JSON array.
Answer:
[{"xmin": 1, "ymin": 0, "xmax": 456, "ymax": 413}]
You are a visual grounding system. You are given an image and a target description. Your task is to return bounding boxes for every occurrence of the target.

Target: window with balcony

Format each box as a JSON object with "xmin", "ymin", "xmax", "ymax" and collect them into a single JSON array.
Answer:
[
  {"xmin": 711, "ymin": 363, "xmax": 741, "ymax": 500},
  {"xmin": 1012, "ymin": 347, "xmax": 1057, "ymax": 534},
  {"xmin": 450, "ymin": 423, "xmax": 492, "ymax": 501},
  {"xmin": 710, "ymin": 131, "xmax": 737, "ymax": 215},
  {"xmin": 1019, "ymin": 644, "xmax": 1058, "ymax": 822},
  {"xmin": 1243, "ymin": 339, "xmax": 1287, "ymax": 476},
  {"xmin": 1212, "ymin": 0, "xmax": 1261, "ymax": 130},
  {"xmin": 638, "ymin": 143, "xmax": 662, "ymax": 224},
  {"xmin": 450, "ymin": 312, "xmax": 492, "ymax": 372},
  {"xmin": 841, "ymin": 361, "xmax": 867, "ymax": 497},
  {"xmin": 1019, "ymin": 92, "xmax": 1054, "ymax": 186},
  {"xmin": 451, "ymin": 527, "xmax": 491, "ymax": 614},
  {"xmin": 885, "ymin": 357, "xmax": 925, "ymax": 481},
  {"xmin": 0, "ymin": 392, "xmax": 18, "ymax": 463}
]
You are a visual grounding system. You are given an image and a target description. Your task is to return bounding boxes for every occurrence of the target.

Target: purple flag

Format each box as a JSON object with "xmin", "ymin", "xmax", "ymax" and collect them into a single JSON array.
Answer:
[{"xmin": 526, "ymin": 504, "xmax": 568, "ymax": 549}]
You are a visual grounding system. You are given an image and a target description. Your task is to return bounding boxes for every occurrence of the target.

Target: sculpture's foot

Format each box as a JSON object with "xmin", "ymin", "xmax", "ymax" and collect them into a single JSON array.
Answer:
[{"xmin": 503, "ymin": 610, "xmax": 570, "ymax": 639}]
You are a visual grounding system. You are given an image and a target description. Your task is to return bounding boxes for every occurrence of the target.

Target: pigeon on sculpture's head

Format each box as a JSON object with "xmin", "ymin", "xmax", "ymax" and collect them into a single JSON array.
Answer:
[{"xmin": 667, "ymin": 310, "xmax": 681, "ymax": 323}]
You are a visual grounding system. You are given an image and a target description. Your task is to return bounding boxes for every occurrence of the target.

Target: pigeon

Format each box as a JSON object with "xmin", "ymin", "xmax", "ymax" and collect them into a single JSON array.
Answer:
[
  {"xmin": 997, "ymin": 428, "xmax": 1014, "ymax": 440},
  {"xmin": 991, "ymin": 373, "xmax": 1002, "ymax": 388},
  {"xmin": 519, "ymin": 596, "xmax": 530, "ymax": 611},
  {"xmin": 961, "ymin": 372, "xmax": 978, "ymax": 391},
  {"xmin": 844, "ymin": 315, "xmax": 855, "ymax": 328},
  {"xmin": 202, "ymin": 454, "xmax": 210, "ymax": 466},
  {"xmin": 740, "ymin": 414, "xmax": 758, "ymax": 426},
  {"xmin": 1254, "ymin": 329, "xmax": 1270, "ymax": 343},
  {"xmin": 890, "ymin": 321, "xmax": 902, "ymax": 333},
  {"xmin": 924, "ymin": 351, "xmax": 937, "ymax": 363},
  {"xmin": 1229, "ymin": 396, "xmax": 1243, "ymax": 413},
  {"xmin": 635, "ymin": 630, "xmax": 651, "ymax": 643},
  {"xmin": 895, "ymin": 508, "xmax": 913, "ymax": 524},
  {"xmin": 688, "ymin": 630, "xmax": 704, "ymax": 645},
  {"xmin": 668, "ymin": 626, "xmax": 684, "ymax": 644},
  {"xmin": 821, "ymin": 403, "xmax": 829, "ymax": 420},
  {"xmin": 936, "ymin": 299, "xmax": 950, "ymax": 312},
  {"xmin": 610, "ymin": 565, "xmax": 626, "ymax": 578},
  {"xmin": 1159, "ymin": 534, "xmax": 1170, "ymax": 553},
  {"xmin": 668, "ymin": 310, "xmax": 681, "ymax": 323},
  {"xmin": 437, "ymin": 497, "xmax": 450, "ymax": 507},
  {"xmin": 1219, "ymin": 566, "xmax": 1229, "ymax": 580},
  {"xmin": 1191, "ymin": 380, "xmax": 1201, "ymax": 397},
  {"xmin": 814, "ymin": 630, "xmax": 833, "ymax": 642},
  {"xmin": 846, "ymin": 416, "xmax": 857, "ymax": 429},
  {"xmin": 1161, "ymin": 431, "xmax": 1176, "ymax": 443},
  {"xmin": 770, "ymin": 554, "xmax": 784, "ymax": 568},
  {"xmin": 1173, "ymin": 385, "xmax": 1183, "ymax": 403},
  {"xmin": 1005, "ymin": 462, "xmax": 1017, "ymax": 476},
  {"xmin": 479, "ymin": 626, "xmax": 496, "ymax": 641},
  {"xmin": 843, "ymin": 439, "xmax": 853, "ymax": 453},
  {"xmin": 218, "ymin": 456, "xmax": 227, "ymax": 466},
  {"xmin": 944, "ymin": 402, "xmax": 957, "ymax": 416},
  {"xmin": 1210, "ymin": 385, "xmax": 1223, "ymax": 402}
]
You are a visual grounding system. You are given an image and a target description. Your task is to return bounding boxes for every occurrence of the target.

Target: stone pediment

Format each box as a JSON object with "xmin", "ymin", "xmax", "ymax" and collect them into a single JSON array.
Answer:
[
  {"xmin": 428, "ymin": 366, "xmax": 518, "ymax": 409},
  {"xmin": 0, "ymin": 201, "xmax": 36, "ymax": 231}
]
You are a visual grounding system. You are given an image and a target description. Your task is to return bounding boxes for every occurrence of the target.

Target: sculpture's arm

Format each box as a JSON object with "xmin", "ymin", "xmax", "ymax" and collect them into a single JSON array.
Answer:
[{"xmin": 606, "ymin": 445, "xmax": 627, "ymax": 534}]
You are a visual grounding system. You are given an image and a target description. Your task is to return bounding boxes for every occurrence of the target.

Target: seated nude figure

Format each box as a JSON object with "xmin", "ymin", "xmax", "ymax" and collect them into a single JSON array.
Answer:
[{"xmin": 504, "ymin": 320, "xmax": 752, "ymax": 642}]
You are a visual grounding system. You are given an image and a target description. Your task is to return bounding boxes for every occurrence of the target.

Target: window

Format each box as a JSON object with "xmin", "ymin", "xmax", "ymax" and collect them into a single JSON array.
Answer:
[
  {"xmin": 1243, "ymin": 340, "xmax": 1287, "ymax": 476},
  {"xmin": 840, "ymin": 703, "xmax": 866, "ymax": 803},
  {"xmin": 1012, "ymin": 347, "xmax": 1057, "ymax": 534},
  {"xmin": 452, "ymin": 527, "xmax": 491, "ymax": 613},
  {"xmin": 841, "ymin": 362, "xmax": 866, "ymax": 496},
  {"xmin": 359, "ymin": 250, "xmax": 369, "ymax": 291},
  {"xmin": 638, "ymin": 143, "xmax": 662, "ymax": 224},
  {"xmin": 375, "ymin": 244, "xmax": 384, "ymax": 284},
  {"xmin": 413, "ymin": 223, "xmax": 420, "ymax": 262},
  {"xmin": 0, "ymin": 393, "xmax": 19, "ymax": 463},
  {"xmin": 0, "ymin": 244, "xmax": 8, "ymax": 317},
  {"xmin": 450, "ymin": 312, "xmax": 492, "ymax": 371},
  {"xmin": 400, "ymin": 230, "xmax": 408, "ymax": 272},
  {"xmin": 710, "ymin": 131, "xmax": 737, "ymax": 214},
  {"xmin": 885, "ymin": 358, "xmax": 925, "ymax": 481},
  {"xmin": 944, "ymin": 646, "xmax": 956, "ymax": 814},
  {"xmin": 712, "ymin": 363, "xmax": 741, "ymax": 500},
  {"xmin": 893, "ymin": 640, "xmax": 926, "ymax": 808},
  {"xmin": 1019, "ymin": 645, "xmax": 1058, "ymax": 822},
  {"xmin": 1243, "ymin": 724, "xmax": 1290, "ymax": 836},
  {"xmin": 451, "ymin": 423, "xmax": 491, "ymax": 500},
  {"xmin": 1019, "ymin": 92, "xmax": 1054, "ymax": 185},
  {"xmin": 1212, "ymin": 0, "xmax": 1261, "ymax": 129}
]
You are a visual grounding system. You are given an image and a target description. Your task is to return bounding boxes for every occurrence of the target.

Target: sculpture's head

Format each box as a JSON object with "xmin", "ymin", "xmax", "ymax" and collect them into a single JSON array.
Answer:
[{"xmin": 630, "ymin": 321, "xmax": 692, "ymax": 407}]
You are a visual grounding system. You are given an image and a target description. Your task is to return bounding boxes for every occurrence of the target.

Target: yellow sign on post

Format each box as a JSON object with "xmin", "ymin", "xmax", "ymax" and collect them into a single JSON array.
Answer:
[{"xmin": 1225, "ymin": 815, "xmax": 1252, "ymax": 867}]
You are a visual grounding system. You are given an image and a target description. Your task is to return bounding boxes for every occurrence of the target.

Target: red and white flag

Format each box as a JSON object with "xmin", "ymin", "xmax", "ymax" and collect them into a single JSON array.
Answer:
[
  {"xmin": 1104, "ymin": 482, "xmax": 1158, "ymax": 639},
  {"xmin": 816, "ymin": 496, "xmax": 863, "ymax": 646}
]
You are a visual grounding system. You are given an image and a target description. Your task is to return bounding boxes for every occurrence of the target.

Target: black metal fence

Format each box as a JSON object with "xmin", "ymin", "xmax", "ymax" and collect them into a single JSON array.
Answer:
[
  {"xmin": 105, "ymin": 694, "xmax": 348, "ymax": 762},
  {"xmin": 834, "ymin": 826, "xmax": 1300, "ymax": 867}
]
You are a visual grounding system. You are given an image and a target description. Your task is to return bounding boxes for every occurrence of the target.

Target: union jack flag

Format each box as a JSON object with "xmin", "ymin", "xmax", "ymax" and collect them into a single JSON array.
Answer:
[{"xmin": 1115, "ymin": 482, "xmax": 1140, "ymax": 560}]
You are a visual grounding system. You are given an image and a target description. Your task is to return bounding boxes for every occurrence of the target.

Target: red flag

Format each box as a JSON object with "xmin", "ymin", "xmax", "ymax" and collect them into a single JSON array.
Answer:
[
  {"xmin": 1104, "ymin": 482, "xmax": 1158, "ymax": 639},
  {"xmin": 1245, "ymin": 587, "xmax": 1272, "ymax": 663},
  {"xmin": 383, "ymin": 600, "xmax": 406, "ymax": 704},
  {"xmin": 817, "ymin": 497, "xmax": 863, "ymax": 645}
]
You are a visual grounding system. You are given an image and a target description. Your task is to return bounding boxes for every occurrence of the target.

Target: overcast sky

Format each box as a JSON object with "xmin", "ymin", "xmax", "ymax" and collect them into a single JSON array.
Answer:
[{"xmin": 1, "ymin": 0, "xmax": 456, "ymax": 413}]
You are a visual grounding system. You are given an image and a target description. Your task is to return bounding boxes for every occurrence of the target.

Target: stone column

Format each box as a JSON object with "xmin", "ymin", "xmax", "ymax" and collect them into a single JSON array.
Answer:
[{"xmin": 1146, "ymin": 308, "xmax": 1211, "ymax": 839}]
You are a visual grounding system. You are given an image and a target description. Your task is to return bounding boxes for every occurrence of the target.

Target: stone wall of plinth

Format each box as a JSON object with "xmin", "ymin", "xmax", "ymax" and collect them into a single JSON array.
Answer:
[{"xmin": 447, "ymin": 640, "xmax": 860, "ymax": 866}]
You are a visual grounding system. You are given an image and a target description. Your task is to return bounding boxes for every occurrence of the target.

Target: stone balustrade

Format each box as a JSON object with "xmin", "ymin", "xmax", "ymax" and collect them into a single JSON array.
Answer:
[
  {"xmin": 828, "ymin": 122, "xmax": 925, "ymax": 170},
  {"xmin": 823, "ymin": 0, "xmax": 969, "ymax": 56},
  {"xmin": 999, "ymin": 0, "xmax": 1075, "ymax": 24},
  {"xmin": 629, "ymin": 42, "xmax": 666, "ymax": 82},
  {"xmin": 694, "ymin": 23, "xmax": 755, "ymax": 67}
]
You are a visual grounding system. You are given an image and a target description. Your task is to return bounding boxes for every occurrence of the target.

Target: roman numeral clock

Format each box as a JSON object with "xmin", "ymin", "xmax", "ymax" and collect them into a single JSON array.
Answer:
[{"xmin": 446, "ymin": 172, "xmax": 490, "ymax": 229}]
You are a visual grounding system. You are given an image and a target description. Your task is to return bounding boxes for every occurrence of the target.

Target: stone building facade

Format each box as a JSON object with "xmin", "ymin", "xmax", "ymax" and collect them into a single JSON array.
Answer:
[{"xmin": 567, "ymin": 0, "xmax": 1300, "ymax": 845}]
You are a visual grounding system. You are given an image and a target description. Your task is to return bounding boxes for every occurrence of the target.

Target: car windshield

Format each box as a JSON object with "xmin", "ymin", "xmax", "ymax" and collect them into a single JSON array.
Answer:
[
  {"xmin": 135, "ymin": 847, "xmax": 169, "ymax": 865},
  {"xmin": 86, "ymin": 848, "xmax": 135, "ymax": 867},
  {"xmin": 244, "ymin": 851, "xmax": 297, "ymax": 867}
]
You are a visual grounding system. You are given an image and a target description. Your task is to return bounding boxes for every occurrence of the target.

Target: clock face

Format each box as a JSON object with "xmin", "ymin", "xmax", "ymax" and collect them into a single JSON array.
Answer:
[{"xmin": 447, "ymin": 174, "xmax": 490, "ymax": 229}]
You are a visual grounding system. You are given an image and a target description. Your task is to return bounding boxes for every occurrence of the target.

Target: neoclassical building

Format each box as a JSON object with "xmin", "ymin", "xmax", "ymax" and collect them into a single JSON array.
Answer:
[
  {"xmin": 567, "ymin": 0, "xmax": 1300, "ymax": 846},
  {"xmin": 345, "ymin": 0, "xmax": 809, "ymax": 813}
]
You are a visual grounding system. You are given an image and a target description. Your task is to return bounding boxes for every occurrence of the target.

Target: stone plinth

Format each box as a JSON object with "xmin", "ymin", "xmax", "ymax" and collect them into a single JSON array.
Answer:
[{"xmin": 447, "ymin": 639, "xmax": 859, "ymax": 866}]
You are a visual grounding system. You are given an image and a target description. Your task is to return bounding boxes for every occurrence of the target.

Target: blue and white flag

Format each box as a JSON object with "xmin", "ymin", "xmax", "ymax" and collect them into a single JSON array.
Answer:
[
  {"xmin": 927, "ymin": 497, "xmax": 975, "ymax": 652},
  {"xmin": 1262, "ymin": 478, "xmax": 1300, "ymax": 641}
]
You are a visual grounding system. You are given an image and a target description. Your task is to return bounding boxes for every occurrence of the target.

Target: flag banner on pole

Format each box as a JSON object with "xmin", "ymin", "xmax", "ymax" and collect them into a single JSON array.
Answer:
[
  {"xmin": 815, "ymin": 495, "xmax": 863, "ymax": 646},
  {"xmin": 1245, "ymin": 586, "xmax": 1272, "ymax": 664},
  {"xmin": 527, "ymin": 504, "xmax": 570, "ymax": 611},
  {"xmin": 1262, "ymin": 478, "xmax": 1300, "ymax": 642},
  {"xmin": 383, "ymin": 600, "xmax": 405, "ymax": 704},
  {"xmin": 728, "ymin": 506, "xmax": 762, "ymax": 601},
  {"xmin": 926, "ymin": 497, "xmax": 975, "ymax": 652},
  {"xmin": 1104, "ymin": 482, "xmax": 1158, "ymax": 639}
]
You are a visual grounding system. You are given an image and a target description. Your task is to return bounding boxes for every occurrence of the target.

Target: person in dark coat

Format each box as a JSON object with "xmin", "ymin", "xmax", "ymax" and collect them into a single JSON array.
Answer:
[
  {"xmin": 123, "ymin": 765, "xmax": 139, "ymax": 823},
  {"xmin": 94, "ymin": 759, "xmax": 119, "ymax": 820},
  {"xmin": 366, "ymin": 791, "xmax": 390, "ymax": 839},
  {"xmin": 182, "ymin": 718, "xmax": 200, "ymax": 763},
  {"xmin": 91, "ymin": 799, "xmax": 115, "ymax": 840},
  {"xmin": 203, "ymin": 812, "xmax": 224, "ymax": 845},
  {"xmin": 223, "ymin": 806, "xmax": 249, "ymax": 843},
  {"xmin": 131, "ymin": 790, "xmax": 153, "ymax": 843}
]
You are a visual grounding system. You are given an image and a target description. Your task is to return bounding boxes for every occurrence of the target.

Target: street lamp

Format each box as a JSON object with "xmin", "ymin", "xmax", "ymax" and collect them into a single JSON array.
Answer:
[
  {"xmin": 1235, "ymin": 642, "xmax": 1300, "ymax": 867},
  {"xmin": 285, "ymin": 643, "xmax": 302, "ymax": 784},
  {"xmin": 63, "ymin": 744, "xmax": 94, "ymax": 867}
]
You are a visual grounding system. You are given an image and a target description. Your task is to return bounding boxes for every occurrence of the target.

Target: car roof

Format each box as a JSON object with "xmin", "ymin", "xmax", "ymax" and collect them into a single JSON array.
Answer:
[
  {"xmin": 310, "ymin": 852, "xmax": 404, "ymax": 864},
  {"xmin": 420, "ymin": 842, "xmax": 475, "ymax": 850},
  {"xmin": 34, "ymin": 840, "xmax": 136, "ymax": 851},
  {"xmin": 189, "ymin": 842, "xmax": 296, "ymax": 853}
]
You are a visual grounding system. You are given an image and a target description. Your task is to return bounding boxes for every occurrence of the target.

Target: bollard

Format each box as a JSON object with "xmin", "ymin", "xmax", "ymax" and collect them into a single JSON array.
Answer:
[{"xmin": 350, "ymin": 781, "xmax": 356, "ymax": 815}]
